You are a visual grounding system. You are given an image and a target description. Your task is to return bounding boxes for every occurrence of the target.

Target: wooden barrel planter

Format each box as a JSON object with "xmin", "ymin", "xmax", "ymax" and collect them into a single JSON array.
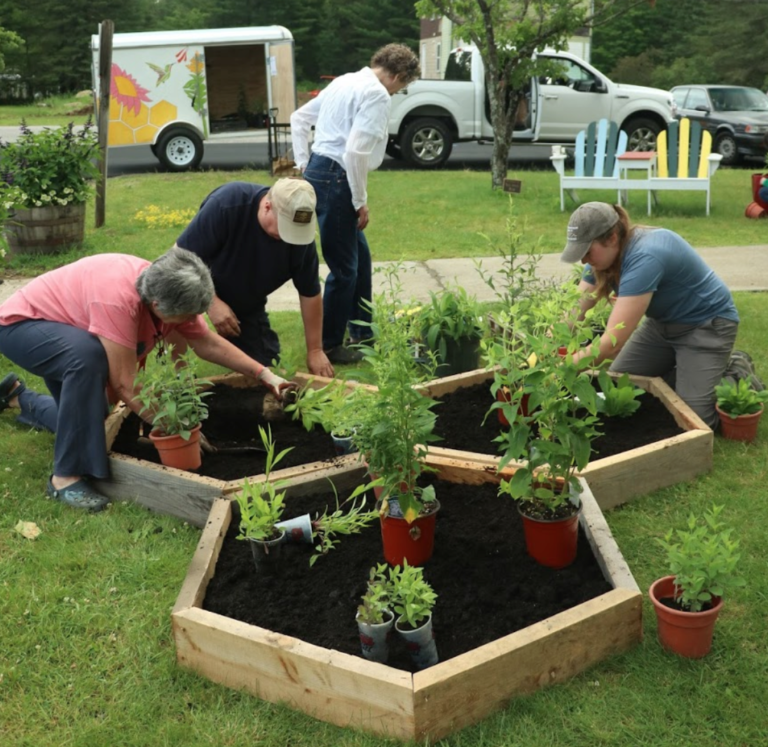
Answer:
[{"xmin": 5, "ymin": 202, "xmax": 86, "ymax": 254}]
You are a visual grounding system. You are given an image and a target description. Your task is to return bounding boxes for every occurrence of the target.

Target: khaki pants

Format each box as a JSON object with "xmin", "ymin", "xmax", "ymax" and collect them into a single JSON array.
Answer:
[{"xmin": 609, "ymin": 316, "xmax": 738, "ymax": 430}]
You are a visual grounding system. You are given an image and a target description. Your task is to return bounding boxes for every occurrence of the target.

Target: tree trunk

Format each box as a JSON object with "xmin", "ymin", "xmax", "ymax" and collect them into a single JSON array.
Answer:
[
  {"xmin": 490, "ymin": 134, "xmax": 514, "ymax": 190},
  {"xmin": 486, "ymin": 78, "xmax": 521, "ymax": 190}
]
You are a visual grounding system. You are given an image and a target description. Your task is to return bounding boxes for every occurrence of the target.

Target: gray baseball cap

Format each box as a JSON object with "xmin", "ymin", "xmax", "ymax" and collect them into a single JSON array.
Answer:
[{"xmin": 560, "ymin": 202, "xmax": 619, "ymax": 263}]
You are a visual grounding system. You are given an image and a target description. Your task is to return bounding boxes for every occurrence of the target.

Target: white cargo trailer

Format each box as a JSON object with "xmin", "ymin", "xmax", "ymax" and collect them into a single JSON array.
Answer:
[{"xmin": 91, "ymin": 25, "xmax": 297, "ymax": 170}]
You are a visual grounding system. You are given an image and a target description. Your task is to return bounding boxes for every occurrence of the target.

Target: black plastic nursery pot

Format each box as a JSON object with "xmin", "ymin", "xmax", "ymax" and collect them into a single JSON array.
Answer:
[{"xmin": 431, "ymin": 334, "xmax": 482, "ymax": 377}]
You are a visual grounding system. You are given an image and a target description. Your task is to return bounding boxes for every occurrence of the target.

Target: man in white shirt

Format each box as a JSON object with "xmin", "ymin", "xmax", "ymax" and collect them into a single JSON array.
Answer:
[{"xmin": 291, "ymin": 44, "xmax": 420, "ymax": 364}]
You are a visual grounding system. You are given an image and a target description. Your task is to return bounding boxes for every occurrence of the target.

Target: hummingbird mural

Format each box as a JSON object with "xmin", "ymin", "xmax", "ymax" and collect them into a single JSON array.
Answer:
[{"xmin": 147, "ymin": 62, "xmax": 173, "ymax": 86}]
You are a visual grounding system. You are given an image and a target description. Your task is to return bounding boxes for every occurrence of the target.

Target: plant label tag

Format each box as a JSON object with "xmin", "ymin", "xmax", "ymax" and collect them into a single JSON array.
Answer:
[{"xmin": 503, "ymin": 179, "xmax": 522, "ymax": 193}]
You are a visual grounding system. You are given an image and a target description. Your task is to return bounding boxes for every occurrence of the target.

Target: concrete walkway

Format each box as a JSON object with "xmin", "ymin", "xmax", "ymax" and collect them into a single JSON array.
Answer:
[{"xmin": 2, "ymin": 244, "xmax": 767, "ymax": 311}]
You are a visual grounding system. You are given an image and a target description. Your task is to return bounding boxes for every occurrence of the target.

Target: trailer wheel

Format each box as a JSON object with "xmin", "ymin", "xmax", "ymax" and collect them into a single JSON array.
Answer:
[
  {"xmin": 155, "ymin": 129, "xmax": 204, "ymax": 171},
  {"xmin": 400, "ymin": 118, "xmax": 453, "ymax": 168}
]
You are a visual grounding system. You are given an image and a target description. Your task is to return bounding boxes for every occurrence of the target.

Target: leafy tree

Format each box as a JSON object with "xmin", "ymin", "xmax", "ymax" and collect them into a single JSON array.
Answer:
[
  {"xmin": 684, "ymin": 1, "xmax": 768, "ymax": 89},
  {"xmin": 0, "ymin": 24, "xmax": 22, "ymax": 74},
  {"xmin": 0, "ymin": 0, "xmax": 151, "ymax": 96},
  {"xmin": 593, "ymin": 0, "xmax": 768, "ymax": 91},
  {"xmin": 591, "ymin": 0, "xmax": 692, "ymax": 74},
  {"xmin": 315, "ymin": 0, "xmax": 419, "ymax": 76},
  {"xmin": 415, "ymin": 0, "xmax": 656, "ymax": 189}
]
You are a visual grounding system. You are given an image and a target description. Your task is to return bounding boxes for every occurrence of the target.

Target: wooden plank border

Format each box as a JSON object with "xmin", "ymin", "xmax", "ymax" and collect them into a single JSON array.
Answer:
[
  {"xmin": 100, "ymin": 374, "xmax": 370, "ymax": 526},
  {"xmin": 420, "ymin": 370, "xmax": 713, "ymax": 510},
  {"xmin": 172, "ymin": 461, "xmax": 642, "ymax": 741}
]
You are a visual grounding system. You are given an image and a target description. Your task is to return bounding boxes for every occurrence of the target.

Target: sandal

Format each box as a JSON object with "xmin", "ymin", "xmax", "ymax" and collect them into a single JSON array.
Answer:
[
  {"xmin": 46, "ymin": 477, "xmax": 109, "ymax": 512},
  {"xmin": 0, "ymin": 373, "xmax": 23, "ymax": 412}
]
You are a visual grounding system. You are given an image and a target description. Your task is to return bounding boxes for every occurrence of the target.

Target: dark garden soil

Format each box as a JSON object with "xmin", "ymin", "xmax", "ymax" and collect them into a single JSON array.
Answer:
[
  {"xmin": 111, "ymin": 381, "xmax": 687, "ymax": 481},
  {"xmin": 110, "ymin": 385, "xmax": 342, "ymax": 480},
  {"xmin": 203, "ymin": 477, "xmax": 613, "ymax": 673},
  {"xmin": 433, "ymin": 382, "xmax": 686, "ymax": 459}
]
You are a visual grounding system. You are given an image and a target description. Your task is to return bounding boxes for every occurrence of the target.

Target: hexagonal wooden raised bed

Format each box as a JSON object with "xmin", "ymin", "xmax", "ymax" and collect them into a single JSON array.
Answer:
[
  {"xmin": 172, "ymin": 455, "xmax": 642, "ymax": 742},
  {"xmin": 96, "ymin": 372, "xmax": 363, "ymax": 526},
  {"xmin": 419, "ymin": 368, "xmax": 713, "ymax": 511}
]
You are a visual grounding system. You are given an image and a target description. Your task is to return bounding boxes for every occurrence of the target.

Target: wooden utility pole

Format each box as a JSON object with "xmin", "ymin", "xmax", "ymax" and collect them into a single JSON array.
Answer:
[{"xmin": 95, "ymin": 20, "xmax": 114, "ymax": 228}]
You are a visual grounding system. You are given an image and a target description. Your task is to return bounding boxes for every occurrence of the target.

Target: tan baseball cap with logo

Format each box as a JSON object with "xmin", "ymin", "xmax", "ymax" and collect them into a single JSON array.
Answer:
[{"xmin": 270, "ymin": 178, "xmax": 317, "ymax": 245}]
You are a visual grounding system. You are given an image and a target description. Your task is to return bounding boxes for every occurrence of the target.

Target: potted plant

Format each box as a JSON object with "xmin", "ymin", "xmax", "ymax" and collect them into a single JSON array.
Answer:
[
  {"xmin": 355, "ymin": 563, "xmax": 395, "ymax": 663},
  {"xmin": 235, "ymin": 426, "xmax": 293, "ymax": 572},
  {"xmin": 353, "ymin": 266, "xmax": 442, "ymax": 566},
  {"xmin": 284, "ymin": 380, "xmax": 359, "ymax": 455},
  {"xmin": 486, "ymin": 284, "xmax": 603, "ymax": 569},
  {"xmin": 0, "ymin": 120, "xmax": 99, "ymax": 254},
  {"xmin": 418, "ymin": 285, "xmax": 485, "ymax": 376},
  {"xmin": 714, "ymin": 377, "xmax": 768, "ymax": 442},
  {"xmin": 650, "ymin": 504, "xmax": 745, "ymax": 658},
  {"xmin": 134, "ymin": 346, "xmax": 211, "ymax": 470},
  {"xmin": 390, "ymin": 560, "xmax": 439, "ymax": 670}
]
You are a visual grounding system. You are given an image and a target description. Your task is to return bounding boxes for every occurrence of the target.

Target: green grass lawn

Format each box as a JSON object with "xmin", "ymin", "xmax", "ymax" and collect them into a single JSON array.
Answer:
[
  {"xmin": 1, "ymin": 168, "xmax": 768, "ymax": 746},
  {"xmin": 0, "ymin": 94, "xmax": 95, "ymax": 127},
  {"xmin": 2, "ymin": 164, "xmax": 766, "ymax": 277}
]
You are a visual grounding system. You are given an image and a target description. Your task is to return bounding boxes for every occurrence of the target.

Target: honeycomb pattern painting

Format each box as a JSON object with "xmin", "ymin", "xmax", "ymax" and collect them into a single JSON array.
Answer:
[{"xmin": 108, "ymin": 63, "xmax": 183, "ymax": 145}]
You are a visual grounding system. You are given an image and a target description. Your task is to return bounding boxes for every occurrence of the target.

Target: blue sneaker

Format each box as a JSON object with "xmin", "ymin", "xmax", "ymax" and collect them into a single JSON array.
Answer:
[{"xmin": 46, "ymin": 477, "xmax": 109, "ymax": 512}]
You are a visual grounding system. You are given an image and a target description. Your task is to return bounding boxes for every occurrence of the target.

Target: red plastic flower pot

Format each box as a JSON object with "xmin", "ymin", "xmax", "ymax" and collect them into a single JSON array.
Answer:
[
  {"xmin": 744, "ymin": 201, "xmax": 767, "ymax": 219},
  {"xmin": 379, "ymin": 499, "xmax": 440, "ymax": 567},
  {"xmin": 496, "ymin": 387, "xmax": 530, "ymax": 427},
  {"xmin": 649, "ymin": 575, "xmax": 723, "ymax": 659},
  {"xmin": 716, "ymin": 404, "xmax": 763, "ymax": 443},
  {"xmin": 149, "ymin": 425, "xmax": 202, "ymax": 470},
  {"xmin": 518, "ymin": 503, "xmax": 580, "ymax": 569}
]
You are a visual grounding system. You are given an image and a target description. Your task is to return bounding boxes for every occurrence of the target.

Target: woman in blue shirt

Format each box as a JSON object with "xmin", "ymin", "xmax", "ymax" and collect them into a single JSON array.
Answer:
[{"xmin": 560, "ymin": 202, "xmax": 739, "ymax": 430}]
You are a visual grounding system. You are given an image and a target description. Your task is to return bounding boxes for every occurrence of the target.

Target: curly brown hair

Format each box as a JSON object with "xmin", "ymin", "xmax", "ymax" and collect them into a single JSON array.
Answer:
[{"xmin": 371, "ymin": 44, "xmax": 420, "ymax": 85}]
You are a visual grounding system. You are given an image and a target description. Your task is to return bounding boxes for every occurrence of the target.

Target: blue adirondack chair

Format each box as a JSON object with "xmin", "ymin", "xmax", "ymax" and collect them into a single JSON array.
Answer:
[
  {"xmin": 551, "ymin": 119, "xmax": 628, "ymax": 211},
  {"xmin": 646, "ymin": 117, "xmax": 722, "ymax": 216}
]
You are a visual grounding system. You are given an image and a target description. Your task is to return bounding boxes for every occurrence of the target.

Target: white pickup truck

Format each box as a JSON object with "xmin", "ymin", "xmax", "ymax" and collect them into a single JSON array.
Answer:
[{"xmin": 387, "ymin": 46, "xmax": 676, "ymax": 168}]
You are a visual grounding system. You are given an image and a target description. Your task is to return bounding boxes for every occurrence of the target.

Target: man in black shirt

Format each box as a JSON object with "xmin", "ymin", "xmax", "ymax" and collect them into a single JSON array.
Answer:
[{"xmin": 175, "ymin": 179, "xmax": 333, "ymax": 377}]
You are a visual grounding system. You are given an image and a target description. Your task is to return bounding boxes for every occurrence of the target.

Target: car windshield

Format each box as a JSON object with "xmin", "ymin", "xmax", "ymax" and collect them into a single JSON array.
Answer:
[{"xmin": 709, "ymin": 87, "xmax": 768, "ymax": 112}]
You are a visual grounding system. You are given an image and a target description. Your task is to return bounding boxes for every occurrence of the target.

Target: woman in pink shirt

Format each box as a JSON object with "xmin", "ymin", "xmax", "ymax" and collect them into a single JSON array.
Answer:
[{"xmin": 0, "ymin": 247, "xmax": 292, "ymax": 511}]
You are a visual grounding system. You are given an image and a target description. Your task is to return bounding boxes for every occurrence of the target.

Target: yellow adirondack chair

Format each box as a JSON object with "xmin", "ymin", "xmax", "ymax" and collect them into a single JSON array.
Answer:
[{"xmin": 648, "ymin": 117, "xmax": 722, "ymax": 216}]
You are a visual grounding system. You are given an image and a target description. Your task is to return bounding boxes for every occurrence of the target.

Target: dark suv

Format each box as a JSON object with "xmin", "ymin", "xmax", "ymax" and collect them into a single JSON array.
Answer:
[{"xmin": 670, "ymin": 85, "xmax": 768, "ymax": 165}]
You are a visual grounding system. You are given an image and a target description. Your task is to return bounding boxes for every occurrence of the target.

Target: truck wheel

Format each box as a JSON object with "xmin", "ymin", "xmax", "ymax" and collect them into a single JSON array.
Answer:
[
  {"xmin": 623, "ymin": 118, "xmax": 660, "ymax": 152},
  {"xmin": 155, "ymin": 129, "xmax": 204, "ymax": 171},
  {"xmin": 401, "ymin": 118, "xmax": 453, "ymax": 168},
  {"xmin": 714, "ymin": 132, "xmax": 739, "ymax": 166}
]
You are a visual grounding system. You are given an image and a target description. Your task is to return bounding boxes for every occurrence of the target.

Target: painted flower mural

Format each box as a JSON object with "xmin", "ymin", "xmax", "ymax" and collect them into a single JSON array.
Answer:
[
  {"xmin": 184, "ymin": 52, "xmax": 208, "ymax": 137},
  {"xmin": 110, "ymin": 64, "xmax": 152, "ymax": 115}
]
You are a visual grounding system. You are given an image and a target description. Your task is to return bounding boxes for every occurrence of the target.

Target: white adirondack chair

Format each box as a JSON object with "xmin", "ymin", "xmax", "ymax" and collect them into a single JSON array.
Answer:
[{"xmin": 550, "ymin": 119, "xmax": 628, "ymax": 211}]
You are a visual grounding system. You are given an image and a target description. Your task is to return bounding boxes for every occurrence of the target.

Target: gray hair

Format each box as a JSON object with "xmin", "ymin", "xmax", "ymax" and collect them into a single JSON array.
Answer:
[{"xmin": 135, "ymin": 247, "xmax": 214, "ymax": 316}]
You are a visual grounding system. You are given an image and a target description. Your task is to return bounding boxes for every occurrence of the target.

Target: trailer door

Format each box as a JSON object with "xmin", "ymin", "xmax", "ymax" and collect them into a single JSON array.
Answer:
[{"xmin": 265, "ymin": 41, "xmax": 296, "ymax": 122}]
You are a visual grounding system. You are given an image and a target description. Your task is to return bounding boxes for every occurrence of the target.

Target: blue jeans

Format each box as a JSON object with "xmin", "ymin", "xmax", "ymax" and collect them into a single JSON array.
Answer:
[
  {"xmin": 304, "ymin": 153, "xmax": 372, "ymax": 349},
  {"xmin": 0, "ymin": 320, "xmax": 111, "ymax": 479},
  {"xmin": 228, "ymin": 307, "xmax": 280, "ymax": 367}
]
